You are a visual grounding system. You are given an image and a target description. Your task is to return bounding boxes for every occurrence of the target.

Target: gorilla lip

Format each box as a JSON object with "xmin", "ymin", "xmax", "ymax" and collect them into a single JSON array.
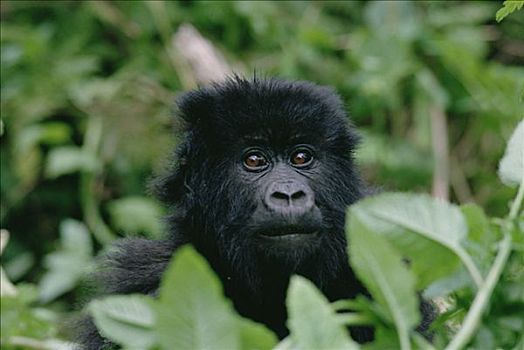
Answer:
[{"xmin": 257, "ymin": 225, "xmax": 318, "ymax": 239}]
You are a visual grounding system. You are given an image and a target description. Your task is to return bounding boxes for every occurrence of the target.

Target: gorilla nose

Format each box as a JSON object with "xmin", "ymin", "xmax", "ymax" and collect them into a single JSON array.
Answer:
[{"xmin": 265, "ymin": 181, "xmax": 314, "ymax": 215}]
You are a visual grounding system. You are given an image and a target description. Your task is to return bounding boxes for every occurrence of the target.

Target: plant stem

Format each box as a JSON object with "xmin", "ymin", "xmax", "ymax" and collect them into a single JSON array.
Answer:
[
  {"xmin": 331, "ymin": 299, "xmax": 366, "ymax": 311},
  {"xmin": 81, "ymin": 115, "xmax": 116, "ymax": 245},
  {"xmin": 508, "ymin": 176, "xmax": 524, "ymax": 220},
  {"xmin": 412, "ymin": 333, "xmax": 438, "ymax": 350},
  {"xmin": 337, "ymin": 313, "xmax": 373, "ymax": 326},
  {"xmin": 445, "ymin": 233, "xmax": 512, "ymax": 350},
  {"xmin": 454, "ymin": 246, "xmax": 484, "ymax": 289}
]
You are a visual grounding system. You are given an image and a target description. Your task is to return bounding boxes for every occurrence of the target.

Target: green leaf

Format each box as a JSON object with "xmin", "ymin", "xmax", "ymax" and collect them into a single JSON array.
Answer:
[
  {"xmin": 60, "ymin": 219, "xmax": 93, "ymax": 256},
  {"xmin": 460, "ymin": 204, "xmax": 497, "ymax": 272},
  {"xmin": 38, "ymin": 219, "xmax": 93, "ymax": 303},
  {"xmin": 107, "ymin": 196, "xmax": 165, "ymax": 238},
  {"xmin": 498, "ymin": 120, "xmax": 524, "ymax": 187},
  {"xmin": 44, "ymin": 146, "xmax": 99, "ymax": 178},
  {"xmin": 287, "ymin": 276, "xmax": 359, "ymax": 350},
  {"xmin": 89, "ymin": 294, "xmax": 156, "ymax": 349},
  {"xmin": 155, "ymin": 246, "xmax": 240, "ymax": 350},
  {"xmin": 348, "ymin": 193, "xmax": 468, "ymax": 288},
  {"xmin": 496, "ymin": 0, "xmax": 524, "ymax": 22},
  {"xmin": 347, "ymin": 217, "xmax": 419, "ymax": 349},
  {"xmin": 423, "ymin": 267, "xmax": 470, "ymax": 299},
  {"xmin": 273, "ymin": 337, "xmax": 293, "ymax": 350},
  {"xmin": 1, "ymin": 284, "xmax": 55, "ymax": 341},
  {"xmin": 238, "ymin": 317, "xmax": 278, "ymax": 350}
]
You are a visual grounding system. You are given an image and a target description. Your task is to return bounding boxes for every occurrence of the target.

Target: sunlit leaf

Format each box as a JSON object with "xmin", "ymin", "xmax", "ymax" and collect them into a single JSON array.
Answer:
[
  {"xmin": 44, "ymin": 146, "xmax": 99, "ymax": 178},
  {"xmin": 498, "ymin": 120, "xmax": 524, "ymax": 187},
  {"xmin": 347, "ymin": 217, "xmax": 419, "ymax": 349},
  {"xmin": 107, "ymin": 196, "xmax": 165, "ymax": 238},
  {"xmin": 348, "ymin": 193, "xmax": 467, "ymax": 288},
  {"xmin": 155, "ymin": 246, "xmax": 240, "ymax": 350},
  {"xmin": 39, "ymin": 219, "xmax": 92, "ymax": 303},
  {"xmin": 89, "ymin": 295, "xmax": 156, "ymax": 349},
  {"xmin": 287, "ymin": 276, "xmax": 359, "ymax": 349}
]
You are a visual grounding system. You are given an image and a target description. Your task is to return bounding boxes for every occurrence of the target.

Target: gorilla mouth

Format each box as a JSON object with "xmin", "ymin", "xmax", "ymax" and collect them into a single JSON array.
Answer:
[{"xmin": 257, "ymin": 225, "xmax": 318, "ymax": 239}]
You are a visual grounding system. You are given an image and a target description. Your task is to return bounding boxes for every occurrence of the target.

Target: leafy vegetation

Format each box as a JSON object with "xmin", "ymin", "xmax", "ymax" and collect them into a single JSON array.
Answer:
[
  {"xmin": 496, "ymin": 1, "xmax": 524, "ymax": 22},
  {"xmin": 82, "ymin": 122, "xmax": 524, "ymax": 349},
  {"xmin": 1, "ymin": 1, "xmax": 523, "ymax": 349}
]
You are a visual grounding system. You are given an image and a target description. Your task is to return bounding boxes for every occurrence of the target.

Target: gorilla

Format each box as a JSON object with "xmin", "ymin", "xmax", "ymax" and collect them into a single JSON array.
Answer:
[{"xmin": 79, "ymin": 77, "xmax": 431, "ymax": 349}]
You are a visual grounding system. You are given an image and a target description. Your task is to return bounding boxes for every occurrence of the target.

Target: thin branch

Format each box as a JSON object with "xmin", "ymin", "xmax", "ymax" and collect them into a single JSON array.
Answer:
[
  {"xmin": 430, "ymin": 107, "xmax": 450, "ymax": 201},
  {"xmin": 81, "ymin": 115, "xmax": 116, "ymax": 244},
  {"xmin": 445, "ymin": 233, "xmax": 512, "ymax": 350},
  {"xmin": 172, "ymin": 23, "xmax": 233, "ymax": 85},
  {"xmin": 509, "ymin": 176, "xmax": 524, "ymax": 220},
  {"xmin": 455, "ymin": 246, "xmax": 484, "ymax": 289},
  {"xmin": 450, "ymin": 155, "xmax": 474, "ymax": 204},
  {"xmin": 337, "ymin": 313, "xmax": 373, "ymax": 326}
]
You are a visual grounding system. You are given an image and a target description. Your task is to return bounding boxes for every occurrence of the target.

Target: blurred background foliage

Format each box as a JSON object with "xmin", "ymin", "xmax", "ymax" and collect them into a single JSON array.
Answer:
[{"xmin": 0, "ymin": 0, "xmax": 523, "ymax": 346}]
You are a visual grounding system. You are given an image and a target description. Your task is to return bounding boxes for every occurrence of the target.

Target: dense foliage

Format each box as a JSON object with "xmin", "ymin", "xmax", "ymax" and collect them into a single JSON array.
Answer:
[{"xmin": 1, "ymin": 1, "xmax": 523, "ymax": 349}]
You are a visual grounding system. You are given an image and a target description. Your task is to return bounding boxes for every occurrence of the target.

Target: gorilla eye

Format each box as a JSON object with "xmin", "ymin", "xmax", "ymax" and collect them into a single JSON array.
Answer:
[
  {"xmin": 291, "ymin": 149, "xmax": 313, "ymax": 167},
  {"xmin": 243, "ymin": 151, "xmax": 268, "ymax": 170}
]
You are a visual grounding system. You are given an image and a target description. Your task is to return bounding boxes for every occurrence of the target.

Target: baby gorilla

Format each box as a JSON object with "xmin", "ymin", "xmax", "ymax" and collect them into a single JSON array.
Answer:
[{"xmin": 80, "ymin": 77, "xmax": 414, "ymax": 349}]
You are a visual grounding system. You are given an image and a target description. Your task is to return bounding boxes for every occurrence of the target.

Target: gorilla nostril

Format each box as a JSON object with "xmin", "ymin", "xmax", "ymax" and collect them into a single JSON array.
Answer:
[
  {"xmin": 291, "ymin": 191, "xmax": 305, "ymax": 200},
  {"xmin": 290, "ymin": 190, "xmax": 307, "ymax": 206},
  {"xmin": 270, "ymin": 191, "xmax": 290, "ymax": 206}
]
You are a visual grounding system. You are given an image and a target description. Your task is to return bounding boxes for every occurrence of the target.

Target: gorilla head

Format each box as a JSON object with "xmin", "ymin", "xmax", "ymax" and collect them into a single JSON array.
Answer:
[{"xmin": 156, "ymin": 77, "xmax": 367, "ymax": 291}]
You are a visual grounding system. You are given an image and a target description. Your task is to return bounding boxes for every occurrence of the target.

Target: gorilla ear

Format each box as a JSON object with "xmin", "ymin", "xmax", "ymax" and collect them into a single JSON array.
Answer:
[
  {"xmin": 152, "ymin": 88, "xmax": 214, "ymax": 204},
  {"xmin": 150, "ymin": 133, "xmax": 193, "ymax": 205}
]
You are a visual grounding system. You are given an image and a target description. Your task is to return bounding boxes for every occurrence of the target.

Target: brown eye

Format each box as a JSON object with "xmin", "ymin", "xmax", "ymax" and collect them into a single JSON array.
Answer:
[
  {"xmin": 291, "ymin": 150, "xmax": 313, "ymax": 167},
  {"xmin": 243, "ymin": 152, "xmax": 268, "ymax": 170}
]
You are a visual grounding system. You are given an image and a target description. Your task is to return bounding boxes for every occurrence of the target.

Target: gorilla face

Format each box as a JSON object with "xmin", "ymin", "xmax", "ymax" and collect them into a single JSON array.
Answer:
[
  {"xmin": 159, "ymin": 77, "xmax": 366, "ymax": 286},
  {"xmin": 236, "ymin": 139, "xmax": 343, "ymax": 258}
]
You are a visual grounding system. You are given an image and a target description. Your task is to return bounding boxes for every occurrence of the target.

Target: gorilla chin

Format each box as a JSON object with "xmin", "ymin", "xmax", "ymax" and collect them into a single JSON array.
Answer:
[{"xmin": 249, "ymin": 199, "xmax": 325, "ymax": 257}]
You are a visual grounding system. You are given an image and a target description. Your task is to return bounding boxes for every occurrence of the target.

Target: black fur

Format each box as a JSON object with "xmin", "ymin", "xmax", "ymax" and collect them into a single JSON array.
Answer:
[{"xmin": 78, "ymin": 77, "xmax": 432, "ymax": 349}]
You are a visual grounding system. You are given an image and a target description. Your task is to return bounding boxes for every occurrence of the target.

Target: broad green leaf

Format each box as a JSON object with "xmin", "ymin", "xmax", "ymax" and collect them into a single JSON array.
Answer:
[
  {"xmin": 39, "ymin": 219, "xmax": 93, "ymax": 303},
  {"xmin": 273, "ymin": 337, "xmax": 293, "ymax": 350},
  {"xmin": 238, "ymin": 317, "xmax": 278, "ymax": 350},
  {"xmin": 367, "ymin": 326, "xmax": 401, "ymax": 350},
  {"xmin": 1, "ymin": 284, "xmax": 55, "ymax": 340},
  {"xmin": 4, "ymin": 251, "xmax": 35, "ymax": 281},
  {"xmin": 498, "ymin": 120, "xmax": 524, "ymax": 187},
  {"xmin": 44, "ymin": 146, "xmax": 99, "ymax": 178},
  {"xmin": 17, "ymin": 123, "xmax": 72, "ymax": 153},
  {"xmin": 287, "ymin": 276, "xmax": 359, "ymax": 350},
  {"xmin": 348, "ymin": 193, "xmax": 468, "ymax": 288},
  {"xmin": 108, "ymin": 196, "xmax": 165, "ymax": 238},
  {"xmin": 89, "ymin": 295, "xmax": 156, "ymax": 349},
  {"xmin": 0, "ymin": 230, "xmax": 17, "ymax": 296},
  {"xmin": 423, "ymin": 267, "xmax": 470, "ymax": 299},
  {"xmin": 348, "ymin": 217, "xmax": 419, "ymax": 349},
  {"xmin": 460, "ymin": 204, "xmax": 492, "ymax": 243},
  {"xmin": 156, "ymin": 246, "xmax": 240, "ymax": 350},
  {"xmin": 60, "ymin": 219, "xmax": 93, "ymax": 256},
  {"xmin": 460, "ymin": 204, "xmax": 497, "ymax": 272}
]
